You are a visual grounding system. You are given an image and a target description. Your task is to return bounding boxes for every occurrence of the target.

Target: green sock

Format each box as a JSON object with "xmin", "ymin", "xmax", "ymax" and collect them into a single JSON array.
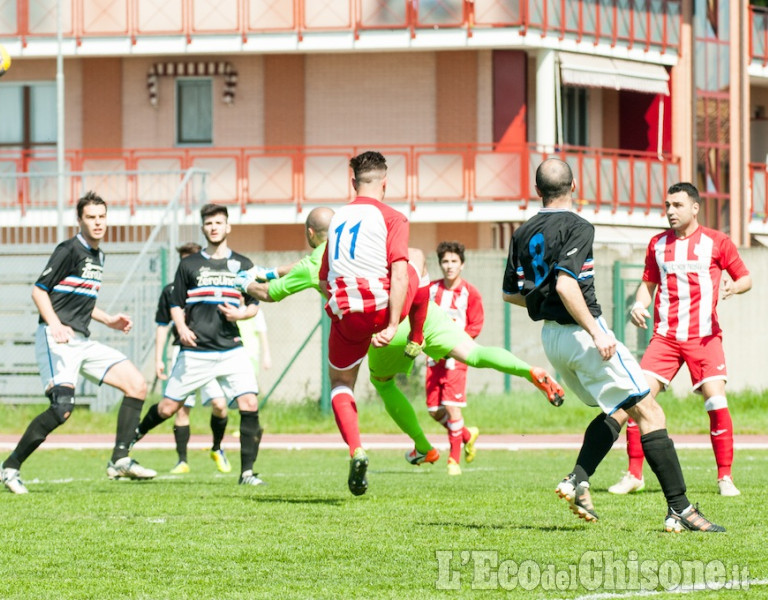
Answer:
[
  {"xmin": 371, "ymin": 378, "xmax": 432, "ymax": 454},
  {"xmin": 465, "ymin": 345, "xmax": 532, "ymax": 381}
]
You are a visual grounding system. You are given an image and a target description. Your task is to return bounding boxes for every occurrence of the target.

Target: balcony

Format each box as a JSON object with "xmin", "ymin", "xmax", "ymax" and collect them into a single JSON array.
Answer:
[
  {"xmin": 0, "ymin": 143, "xmax": 680, "ymax": 227},
  {"xmin": 0, "ymin": 0, "xmax": 681, "ymax": 56}
]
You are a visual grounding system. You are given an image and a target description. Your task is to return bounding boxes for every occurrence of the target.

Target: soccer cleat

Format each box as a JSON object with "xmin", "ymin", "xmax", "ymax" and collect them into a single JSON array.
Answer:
[
  {"xmin": 447, "ymin": 458, "xmax": 462, "ymax": 476},
  {"xmin": 556, "ymin": 473, "xmax": 598, "ymax": 522},
  {"xmin": 1, "ymin": 465, "xmax": 29, "ymax": 495},
  {"xmin": 210, "ymin": 449, "xmax": 232, "ymax": 473},
  {"xmin": 106, "ymin": 457, "xmax": 157, "ymax": 480},
  {"xmin": 608, "ymin": 471, "xmax": 645, "ymax": 495},
  {"xmin": 405, "ymin": 447, "xmax": 440, "ymax": 466},
  {"xmin": 529, "ymin": 367, "xmax": 565, "ymax": 407},
  {"xmin": 464, "ymin": 426, "xmax": 480, "ymax": 464},
  {"xmin": 170, "ymin": 461, "xmax": 190, "ymax": 474},
  {"xmin": 238, "ymin": 470, "xmax": 266, "ymax": 486},
  {"xmin": 664, "ymin": 504, "xmax": 726, "ymax": 533},
  {"xmin": 403, "ymin": 340, "xmax": 425, "ymax": 359},
  {"xmin": 348, "ymin": 447, "xmax": 369, "ymax": 496},
  {"xmin": 718, "ymin": 475, "xmax": 741, "ymax": 497}
]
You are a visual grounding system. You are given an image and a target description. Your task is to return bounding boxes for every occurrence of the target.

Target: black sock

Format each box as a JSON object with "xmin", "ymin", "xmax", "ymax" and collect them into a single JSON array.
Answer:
[
  {"xmin": 174, "ymin": 425, "xmax": 191, "ymax": 463},
  {"xmin": 137, "ymin": 404, "xmax": 168, "ymax": 437},
  {"xmin": 239, "ymin": 410, "xmax": 263, "ymax": 474},
  {"xmin": 210, "ymin": 415, "xmax": 228, "ymax": 452},
  {"xmin": 112, "ymin": 396, "xmax": 144, "ymax": 462},
  {"xmin": 4, "ymin": 407, "xmax": 62, "ymax": 470},
  {"xmin": 641, "ymin": 429, "xmax": 689, "ymax": 512},
  {"xmin": 573, "ymin": 414, "xmax": 621, "ymax": 482}
]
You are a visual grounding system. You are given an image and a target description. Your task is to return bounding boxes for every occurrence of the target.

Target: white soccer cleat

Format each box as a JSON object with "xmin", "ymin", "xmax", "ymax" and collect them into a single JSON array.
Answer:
[
  {"xmin": 239, "ymin": 470, "xmax": 266, "ymax": 486},
  {"xmin": 718, "ymin": 475, "xmax": 741, "ymax": 497},
  {"xmin": 608, "ymin": 472, "xmax": 645, "ymax": 495},
  {"xmin": 1, "ymin": 465, "xmax": 29, "ymax": 495},
  {"xmin": 107, "ymin": 457, "xmax": 157, "ymax": 480}
]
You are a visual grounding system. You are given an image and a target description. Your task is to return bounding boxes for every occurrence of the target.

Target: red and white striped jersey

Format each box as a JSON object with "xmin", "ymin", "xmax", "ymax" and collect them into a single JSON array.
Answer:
[
  {"xmin": 429, "ymin": 279, "xmax": 484, "ymax": 338},
  {"xmin": 320, "ymin": 197, "xmax": 409, "ymax": 318},
  {"xmin": 644, "ymin": 226, "xmax": 749, "ymax": 341}
]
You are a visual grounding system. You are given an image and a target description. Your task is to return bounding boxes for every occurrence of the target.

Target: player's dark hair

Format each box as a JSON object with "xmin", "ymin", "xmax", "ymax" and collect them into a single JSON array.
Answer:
[
  {"xmin": 535, "ymin": 159, "xmax": 574, "ymax": 204},
  {"xmin": 76, "ymin": 191, "xmax": 106, "ymax": 218},
  {"xmin": 200, "ymin": 203, "xmax": 228, "ymax": 222},
  {"xmin": 350, "ymin": 151, "xmax": 387, "ymax": 184},
  {"xmin": 436, "ymin": 240, "xmax": 466, "ymax": 263},
  {"xmin": 667, "ymin": 182, "xmax": 700, "ymax": 205},
  {"xmin": 176, "ymin": 242, "xmax": 202, "ymax": 257}
]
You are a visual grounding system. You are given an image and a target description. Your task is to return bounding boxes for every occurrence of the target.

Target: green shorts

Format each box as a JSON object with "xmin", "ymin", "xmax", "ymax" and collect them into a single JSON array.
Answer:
[{"xmin": 367, "ymin": 302, "xmax": 471, "ymax": 379}]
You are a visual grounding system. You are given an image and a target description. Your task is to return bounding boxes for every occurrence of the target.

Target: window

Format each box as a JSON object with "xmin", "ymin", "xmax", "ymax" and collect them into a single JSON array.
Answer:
[
  {"xmin": 176, "ymin": 78, "xmax": 213, "ymax": 145},
  {"xmin": 562, "ymin": 86, "xmax": 588, "ymax": 147},
  {"xmin": 0, "ymin": 82, "xmax": 57, "ymax": 147}
]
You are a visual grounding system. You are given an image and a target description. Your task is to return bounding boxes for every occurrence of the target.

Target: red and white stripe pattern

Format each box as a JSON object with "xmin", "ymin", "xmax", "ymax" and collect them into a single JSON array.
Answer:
[
  {"xmin": 53, "ymin": 275, "xmax": 101, "ymax": 298},
  {"xmin": 646, "ymin": 227, "xmax": 748, "ymax": 341},
  {"xmin": 428, "ymin": 279, "xmax": 483, "ymax": 338},
  {"xmin": 323, "ymin": 199, "xmax": 408, "ymax": 318}
]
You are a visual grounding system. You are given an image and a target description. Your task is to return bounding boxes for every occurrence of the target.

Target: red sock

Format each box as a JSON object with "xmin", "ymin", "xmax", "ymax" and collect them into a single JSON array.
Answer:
[
  {"xmin": 408, "ymin": 285, "xmax": 429, "ymax": 345},
  {"xmin": 626, "ymin": 418, "xmax": 645, "ymax": 479},
  {"xmin": 447, "ymin": 418, "xmax": 464, "ymax": 463},
  {"xmin": 707, "ymin": 405, "xmax": 734, "ymax": 479},
  {"xmin": 461, "ymin": 427, "xmax": 471, "ymax": 444},
  {"xmin": 331, "ymin": 388, "xmax": 361, "ymax": 457}
]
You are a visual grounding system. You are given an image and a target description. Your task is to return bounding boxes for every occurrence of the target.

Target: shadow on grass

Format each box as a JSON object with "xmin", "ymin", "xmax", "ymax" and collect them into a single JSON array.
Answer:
[
  {"xmin": 421, "ymin": 520, "xmax": 587, "ymax": 532},
  {"xmin": 248, "ymin": 496, "xmax": 345, "ymax": 506}
]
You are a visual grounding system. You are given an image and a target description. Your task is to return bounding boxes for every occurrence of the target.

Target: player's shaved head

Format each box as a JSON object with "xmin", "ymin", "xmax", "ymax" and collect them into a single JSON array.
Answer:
[
  {"xmin": 306, "ymin": 207, "xmax": 334, "ymax": 236},
  {"xmin": 535, "ymin": 159, "xmax": 574, "ymax": 204}
]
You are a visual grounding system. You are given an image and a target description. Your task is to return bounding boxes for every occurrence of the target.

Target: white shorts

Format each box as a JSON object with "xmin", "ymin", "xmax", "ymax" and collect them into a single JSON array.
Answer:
[
  {"xmin": 169, "ymin": 347, "xmax": 226, "ymax": 408},
  {"xmin": 541, "ymin": 317, "xmax": 649, "ymax": 415},
  {"xmin": 164, "ymin": 347, "xmax": 258, "ymax": 404},
  {"xmin": 35, "ymin": 324, "xmax": 127, "ymax": 395}
]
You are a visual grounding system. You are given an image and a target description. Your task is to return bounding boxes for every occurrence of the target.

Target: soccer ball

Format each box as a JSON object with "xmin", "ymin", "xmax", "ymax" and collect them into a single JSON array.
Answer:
[{"xmin": 0, "ymin": 44, "xmax": 11, "ymax": 78}]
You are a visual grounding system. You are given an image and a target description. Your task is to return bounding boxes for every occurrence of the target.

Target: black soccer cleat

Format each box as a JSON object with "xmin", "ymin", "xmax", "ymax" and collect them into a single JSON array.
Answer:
[
  {"xmin": 348, "ymin": 448, "xmax": 369, "ymax": 496},
  {"xmin": 664, "ymin": 504, "xmax": 725, "ymax": 533}
]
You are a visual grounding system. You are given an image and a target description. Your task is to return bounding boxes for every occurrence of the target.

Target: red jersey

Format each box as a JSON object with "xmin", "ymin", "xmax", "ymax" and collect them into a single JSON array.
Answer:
[
  {"xmin": 644, "ymin": 226, "xmax": 749, "ymax": 341},
  {"xmin": 428, "ymin": 279, "xmax": 484, "ymax": 338},
  {"xmin": 320, "ymin": 196, "xmax": 409, "ymax": 318}
]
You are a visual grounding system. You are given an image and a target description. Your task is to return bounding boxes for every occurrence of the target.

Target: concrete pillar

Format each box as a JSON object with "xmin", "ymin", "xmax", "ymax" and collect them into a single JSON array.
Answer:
[
  {"xmin": 671, "ymin": 0, "xmax": 694, "ymax": 182},
  {"xmin": 535, "ymin": 49, "xmax": 557, "ymax": 152},
  {"xmin": 730, "ymin": 1, "xmax": 749, "ymax": 246}
]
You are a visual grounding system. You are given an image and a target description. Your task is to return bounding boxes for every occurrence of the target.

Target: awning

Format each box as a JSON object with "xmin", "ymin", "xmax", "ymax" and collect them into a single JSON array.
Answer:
[{"xmin": 559, "ymin": 52, "xmax": 670, "ymax": 96}]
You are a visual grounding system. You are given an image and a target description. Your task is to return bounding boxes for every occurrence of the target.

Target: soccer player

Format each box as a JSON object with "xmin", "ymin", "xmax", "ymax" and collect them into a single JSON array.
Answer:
[
  {"xmin": 426, "ymin": 241, "xmax": 484, "ymax": 476},
  {"xmin": 608, "ymin": 182, "xmax": 751, "ymax": 497},
  {"xmin": 133, "ymin": 203, "xmax": 265, "ymax": 487},
  {"xmin": 154, "ymin": 242, "xmax": 231, "ymax": 475},
  {"xmin": 503, "ymin": 158, "xmax": 724, "ymax": 533},
  {"xmin": 318, "ymin": 151, "xmax": 430, "ymax": 496},
  {"xmin": 1, "ymin": 191, "xmax": 156, "ymax": 494},
  {"xmin": 237, "ymin": 207, "xmax": 565, "ymax": 482}
]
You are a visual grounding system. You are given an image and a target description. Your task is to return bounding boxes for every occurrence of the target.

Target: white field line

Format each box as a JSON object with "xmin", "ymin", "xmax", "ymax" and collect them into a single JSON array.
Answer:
[{"xmin": 571, "ymin": 579, "xmax": 768, "ymax": 600}]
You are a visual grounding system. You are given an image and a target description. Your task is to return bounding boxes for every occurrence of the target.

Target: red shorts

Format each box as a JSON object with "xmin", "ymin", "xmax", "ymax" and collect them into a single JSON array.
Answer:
[
  {"xmin": 328, "ymin": 265, "xmax": 419, "ymax": 370},
  {"xmin": 426, "ymin": 358, "xmax": 468, "ymax": 409},
  {"xmin": 640, "ymin": 333, "xmax": 727, "ymax": 391}
]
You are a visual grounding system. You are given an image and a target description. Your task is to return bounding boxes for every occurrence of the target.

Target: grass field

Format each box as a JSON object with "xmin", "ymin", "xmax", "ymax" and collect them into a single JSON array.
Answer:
[
  {"xmin": 0, "ymin": 447, "xmax": 765, "ymax": 600},
  {"xmin": 2, "ymin": 388, "xmax": 768, "ymax": 436}
]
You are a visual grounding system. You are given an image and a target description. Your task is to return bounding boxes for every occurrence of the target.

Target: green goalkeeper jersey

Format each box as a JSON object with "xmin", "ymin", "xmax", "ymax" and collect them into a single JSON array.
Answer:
[{"xmin": 267, "ymin": 243, "xmax": 325, "ymax": 302}]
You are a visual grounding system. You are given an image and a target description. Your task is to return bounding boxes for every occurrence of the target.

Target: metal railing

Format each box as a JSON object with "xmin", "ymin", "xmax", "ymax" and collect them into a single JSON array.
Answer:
[
  {"xmin": 1, "ymin": 0, "xmax": 681, "ymax": 54},
  {"xmin": 0, "ymin": 143, "xmax": 680, "ymax": 218}
]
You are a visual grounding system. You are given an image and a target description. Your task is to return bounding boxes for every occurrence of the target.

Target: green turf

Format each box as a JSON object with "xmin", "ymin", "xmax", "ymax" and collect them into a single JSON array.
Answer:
[
  {"xmin": 2, "ymin": 388, "xmax": 767, "ymax": 436},
  {"xmin": 0, "ymin": 448, "xmax": 764, "ymax": 599}
]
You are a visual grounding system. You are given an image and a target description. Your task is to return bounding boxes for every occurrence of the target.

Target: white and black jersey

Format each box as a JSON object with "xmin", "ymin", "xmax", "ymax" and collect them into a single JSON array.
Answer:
[
  {"xmin": 155, "ymin": 283, "xmax": 181, "ymax": 346},
  {"xmin": 34, "ymin": 233, "xmax": 105, "ymax": 337},
  {"xmin": 170, "ymin": 249, "xmax": 257, "ymax": 351},
  {"xmin": 503, "ymin": 209, "xmax": 601, "ymax": 325}
]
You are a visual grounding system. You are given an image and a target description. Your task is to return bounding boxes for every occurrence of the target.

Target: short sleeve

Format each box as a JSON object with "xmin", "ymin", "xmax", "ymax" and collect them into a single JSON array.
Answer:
[
  {"xmin": 642, "ymin": 236, "xmax": 662, "ymax": 284},
  {"xmin": 35, "ymin": 242, "xmax": 72, "ymax": 292}
]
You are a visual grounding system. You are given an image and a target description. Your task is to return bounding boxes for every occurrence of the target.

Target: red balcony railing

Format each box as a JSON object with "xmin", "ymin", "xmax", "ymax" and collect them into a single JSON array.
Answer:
[
  {"xmin": 0, "ymin": 0, "xmax": 681, "ymax": 55},
  {"xmin": 0, "ymin": 144, "xmax": 680, "ymax": 219}
]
